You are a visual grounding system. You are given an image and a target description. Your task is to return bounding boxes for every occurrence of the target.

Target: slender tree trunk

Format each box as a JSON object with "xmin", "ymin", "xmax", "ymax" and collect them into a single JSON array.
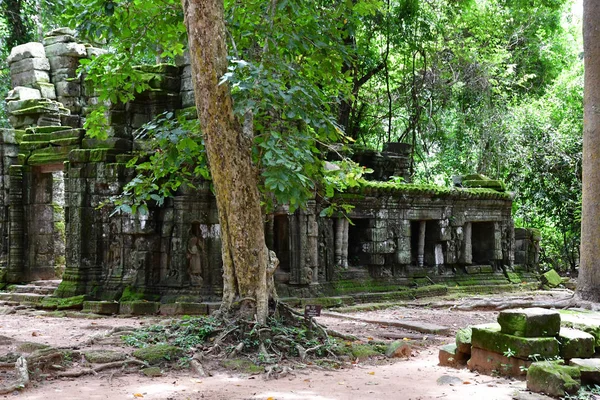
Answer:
[
  {"xmin": 181, "ymin": 0, "xmax": 270, "ymax": 323},
  {"xmin": 578, "ymin": 0, "xmax": 600, "ymax": 302}
]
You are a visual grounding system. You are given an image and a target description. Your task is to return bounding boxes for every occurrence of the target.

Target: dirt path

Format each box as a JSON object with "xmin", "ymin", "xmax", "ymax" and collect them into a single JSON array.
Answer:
[{"xmin": 0, "ymin": 295, "xmax": 559, "ymax": 400}]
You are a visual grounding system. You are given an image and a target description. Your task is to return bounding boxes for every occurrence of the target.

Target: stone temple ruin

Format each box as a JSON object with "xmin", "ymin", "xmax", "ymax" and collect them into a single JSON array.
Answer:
[{"xmin": 0, "ymin": 29, "xmax": 541, "ymax": 313}]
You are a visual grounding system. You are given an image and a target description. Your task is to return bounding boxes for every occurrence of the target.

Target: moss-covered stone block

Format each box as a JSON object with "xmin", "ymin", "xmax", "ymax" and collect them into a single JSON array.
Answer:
[
  {"xmin": 159, "ymin": 302, "xmax": 208, "ymax": 316},
  {"xmin": 24, "ymin": 125, "xmax": 68, "ymax": 134},
  {"xmin": 561, "ymin": 311, "xmax": 600, "ymax": 349},
  {"xmin": 132, "ymin": 344, "xmax": 182, "ymax": 365},
  {"xmin": 119, "ymin": 301, "xmax": 160, "ymax": 315},
  {"xmin": 498, "ymin": 308, "xmax": 561, "ymax": 338},
  {"xmin": 455, "ymin": 327, "xmax": 472, "ymax": 355},
  {"xmin": 559, "ymin": 328, "xmax": 595, "ymax": 359},
  {"xmin": 68, "ymin": 149, "xmax": 90, "ymax": 163},
  {"xmin": 83, "ymin": 301, "xmax": 119, "ymax": 315},
  {"xmin": 142, "ymin": 367, "xmax": 163, "ymax": 377},
  {"xmin": 526, "ymin": 361, "xmax": 581, "ymax": 397},
  {"xmin": 569, "ymin": 358, "xmax": 600, "ymax": 385},
  {"xmin": 20, "ymin": 140, "xmax": 50, "ymax": 151},
  {"xmin": 468, "ymin": 346, "xmax": 530, "ymax": 377},
  {"xmin": 88, "ymin": 148, "xmax": 119, "ymax": 162},
  {"xmin": 541, "ymin": 269, "xmax": 562, "ymax": 288},
  {"xmin": 84, "ymin": 350, "xmax": 127, "ymax": 363},
  {"xmin": 471, "ymin": 325, "xmax": 560, "ymax": 360},
  {"xmin": 438, "ymin": 343, "xmax": 468, "ymax": 368},
  {"xmin": 41, "ymin": 295, "xmax": 87, "ymax": 310}
]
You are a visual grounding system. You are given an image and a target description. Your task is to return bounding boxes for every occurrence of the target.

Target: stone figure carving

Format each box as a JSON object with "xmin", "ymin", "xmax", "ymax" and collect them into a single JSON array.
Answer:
[{"xmin": 187, "ymin": 222, "xmax": 204, "ymax": 285}]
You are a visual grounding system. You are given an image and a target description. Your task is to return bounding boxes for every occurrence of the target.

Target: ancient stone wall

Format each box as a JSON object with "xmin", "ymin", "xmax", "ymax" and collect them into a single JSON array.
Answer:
[{"xmin": 0, "ymin": 30, "xmax": 539, "ymax": 302}]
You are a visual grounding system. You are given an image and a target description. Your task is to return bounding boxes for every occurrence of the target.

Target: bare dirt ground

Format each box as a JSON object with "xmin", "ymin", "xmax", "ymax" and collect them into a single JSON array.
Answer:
[{"xmin": 0, "ymin": 291, "xmax": 569, "ymax": 400}]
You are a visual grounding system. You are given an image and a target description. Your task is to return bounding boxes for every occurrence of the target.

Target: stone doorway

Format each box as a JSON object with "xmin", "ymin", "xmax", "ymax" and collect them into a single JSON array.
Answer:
[
  {"xmin": 471, "ymin": 222, "xmax": 495, "ymax": 264},
  {"xmin": 26, "ymin": 165, "xmax": 66, "ymax": 281},
  {"xmin": 410, "ymin": 220, "xmax": 442, "ymax": 267}
]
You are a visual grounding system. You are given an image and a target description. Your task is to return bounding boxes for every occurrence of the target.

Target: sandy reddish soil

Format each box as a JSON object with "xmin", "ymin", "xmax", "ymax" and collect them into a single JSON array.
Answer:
[{"xmin": 0, "ymin": 294, "xmax": 561, "ymax": 400}]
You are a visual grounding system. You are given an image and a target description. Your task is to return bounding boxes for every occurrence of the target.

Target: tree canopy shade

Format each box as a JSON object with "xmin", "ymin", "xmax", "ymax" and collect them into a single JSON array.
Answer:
[{"xmin": 577, "ymin": 0, "xmax": 600, "ymax": 302}]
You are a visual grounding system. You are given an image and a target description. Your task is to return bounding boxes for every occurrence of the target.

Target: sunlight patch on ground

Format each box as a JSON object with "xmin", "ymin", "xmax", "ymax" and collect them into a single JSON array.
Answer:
[{"xmin": 251, "ymin": 391, "xmax": 337, "ymax": 400}]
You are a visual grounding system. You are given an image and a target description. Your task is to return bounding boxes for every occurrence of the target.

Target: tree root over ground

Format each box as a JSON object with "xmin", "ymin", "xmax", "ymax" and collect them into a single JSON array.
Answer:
[
  {"xmin": 0, "ymin": 357, "xmax": 29, "ymax": 394},
  {"xmin": 407, "ymin": 291, "xmax": 600, "ymax": 311}
]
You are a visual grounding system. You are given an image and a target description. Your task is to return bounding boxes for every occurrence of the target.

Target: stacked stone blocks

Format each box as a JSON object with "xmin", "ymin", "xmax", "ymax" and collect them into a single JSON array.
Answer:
[{"xmin": 440, "ymin": 308, "xmax": 600, "ymax": 397}]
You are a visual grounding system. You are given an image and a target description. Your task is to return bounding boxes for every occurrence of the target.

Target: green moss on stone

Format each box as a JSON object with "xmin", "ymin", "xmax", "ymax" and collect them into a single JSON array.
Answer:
[
  {"xmin": 84, "ymin": 350, "xmax": 127, "ymax": 363},
  {"xmin": 471, "ymin": 326, "xmax": 560, "ymax": 359},
  {"xmin": 221, "ymin": 358, "xmax": 264, "ymax": 374},
  {"xmin": 456, "ymin": 327, "xmax": 472, "ymax": 354},
  {"xmin": 526, "ymin": 361, "xmax": 580, "ymax": 397},
  {"xmin": 541, "ymin": 269, "xmax": 562, "ymax": 288},
  {"xmin": 132, "ymin": 344, "xmax": 182, "ymax": 365}
]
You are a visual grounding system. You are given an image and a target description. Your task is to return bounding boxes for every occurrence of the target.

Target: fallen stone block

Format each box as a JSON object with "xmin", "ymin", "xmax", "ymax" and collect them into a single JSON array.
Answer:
[
  {"xmin": 386, "ymin": 341, "xmax": 412, "ymax": 358},
  {"xmin": 560, "ymin": 311, "xmax": 600, "ymax": 349},
  {"xmin": 455, "ymin": 327, "xmax": 472, "ymax": 355},
  {"xmin": 438, "ymin": 343, "xmax": 469, "ymax": 368},
  {"xmin": 46, "ymin": 27, "xmax": 76, "ymax": 37},
  {"xmin": 569, "ymin": 358, "xmax": 600, "ymax": 385},
  {"xmin": 467, "ymin": 346, "xmax": 530, "ymax": 377},
  {"xmin": 498, "ymin": 307, "xmax": 561, "ymax": 337},
  {"xmin": 541, "ymin": 269, "xmax": 562, "ymax": 288},
  {"xmin": 83, "ymin": 301, "xmax": 119, "ymax": 315},
  {"xmin": 472, "ymin": 325, "xmax": 560, "ymax": 359},
  {"xmin": 119, "ymin": 301, "xmax": 160, "ymax": 315},
  {"xmin": 559, "ymin": 327, "xmax": 595, "ymax": 359},
  {"xmin": 158, "ymin": 302, "xmax": 209, "ymax": 316},
  {"xmin": 526, "ymin": 361, "xmax": 580, "ymax": 397},
  {"xmin": 7, "ymin": 42, "xmax": 46, "ymax": 64}
]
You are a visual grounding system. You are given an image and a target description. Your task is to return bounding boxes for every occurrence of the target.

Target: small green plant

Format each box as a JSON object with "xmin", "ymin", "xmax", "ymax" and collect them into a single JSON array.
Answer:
[{"xmin": 503, "ymin": 348, "xmax": 516, "ymax": 358}]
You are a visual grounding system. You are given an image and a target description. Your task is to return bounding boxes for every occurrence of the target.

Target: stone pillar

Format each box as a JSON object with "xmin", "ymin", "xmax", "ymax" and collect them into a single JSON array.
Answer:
[
  {"xmin": 307, "ymin": 209, "xmax": 319, "ymax": 283},
  {"xmin": 417, "ymin": 221, "xmax": 426, "ymax": 267},
  {"xmin": 6, "ymin": 165, "xmax": 25, "ymax": 282},
  {"xmin": 334, "ymin": 218, "xmax": 349, "ymax": 268},
  {"xmin": 434, "ymin": 243, "xmax": 444, "ymax": 266},
  {"xmin": 395, "ymin": 219, "xmax": 411, "ymax": 264},
  {"xmin": 462, "ymin": 222, "xmax": 473, "ymax": 264}
]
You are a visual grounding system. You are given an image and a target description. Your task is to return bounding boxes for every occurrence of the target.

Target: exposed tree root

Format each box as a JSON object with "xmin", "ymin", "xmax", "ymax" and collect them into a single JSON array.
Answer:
[
  {"xmin": 55, "ymin": 359, "xmax": 147, "ymax": 378},
  {"xmin": 0, "ymin": 357, "xmax": 29, "ymax": 394}
]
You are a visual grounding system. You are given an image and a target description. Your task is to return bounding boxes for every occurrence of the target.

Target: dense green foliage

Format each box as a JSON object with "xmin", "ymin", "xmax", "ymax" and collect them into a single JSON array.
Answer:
[{"xmin": 0, "ymin": 0, "xmax": 584, "ymax": 271}]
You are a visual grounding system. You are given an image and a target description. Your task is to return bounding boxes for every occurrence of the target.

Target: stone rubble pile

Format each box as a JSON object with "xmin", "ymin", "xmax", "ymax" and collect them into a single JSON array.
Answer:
[{"xmin": 439, "ymin": 307, "xmax": 600, "ymax": 397}]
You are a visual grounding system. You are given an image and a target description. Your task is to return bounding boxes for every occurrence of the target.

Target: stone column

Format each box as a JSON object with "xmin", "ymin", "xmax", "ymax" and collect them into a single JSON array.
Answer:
[
  {"xmin": 341, "ymin": 219, "xmax": 349, "ymax": 268},
  {"xmin": 6, "ymin": 165, "xmax": 25, "ymax": 282},
  {"xmin": 307, "ymin": 211, "xmax": 319, "ymax": 283},
  {"xmin": 462, "ymin": 222, "xmax": 473, "ymax": 264},
  {"xmin": 417, "ymin": 221, "xmax": 426, "ymax": 267}
]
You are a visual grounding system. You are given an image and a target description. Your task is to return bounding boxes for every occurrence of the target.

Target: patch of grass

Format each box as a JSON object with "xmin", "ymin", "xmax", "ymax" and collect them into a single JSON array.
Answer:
[
  {"xmin": 122, "ymin": 316, "xmax": 219, "ymax": 350},
  {"xmin": 221, "ymin": 358, "xmax": 263, "ymax": 374},
  {"xmin": 335, "ymin": 341, "xmax": 386, "ymax": 360}
]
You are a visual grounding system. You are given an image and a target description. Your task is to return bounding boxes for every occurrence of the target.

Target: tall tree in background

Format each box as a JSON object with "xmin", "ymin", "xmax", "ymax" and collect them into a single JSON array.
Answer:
[
  {"xmin": 578, "ymin": 0, "xmax": 600, "ymax": 302},
  {"xmin": 181, "ymin": 0, "xmax": 270, "ymax": 323},
  {"xmin": 2, "ymin": 0, "xmax": 34, "ymax": 48}
]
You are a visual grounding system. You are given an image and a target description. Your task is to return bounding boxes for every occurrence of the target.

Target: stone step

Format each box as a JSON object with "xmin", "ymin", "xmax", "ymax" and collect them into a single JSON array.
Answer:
[
  {"xmin": 32, "ymin": 280, "xmax": 61, "ymax": 287},
  {"xmin": 0, "ymin": 292, "xmax": 47, "ymax": 304},
  {"xmin": 10, "ymin": 285, "xmax": 56, "ymax": 295}
]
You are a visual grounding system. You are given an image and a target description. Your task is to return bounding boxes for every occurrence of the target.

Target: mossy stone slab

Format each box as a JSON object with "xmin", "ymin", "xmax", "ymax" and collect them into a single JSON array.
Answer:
[
  {"xmin": 119, "ymin": 301, "xmax": 160, "ymax": 315},
  {"xmin": 560, "ymin": 311, "xmax": 600, "ymax": 349},
  {"xmin": 526, "ymin": 361, "xmax": 580, "ymax": 397},
  {"xmin": 83, "ymin": 350, "xmax": 126, "ymax": 363},
  {"xmin": 83, "ymin": 301, "xmax": 119, "ymax": 315},
  {"xmin": 455, "ymin": 327, "xmax": 472, "ymax": 355},
  {"xmin": 132, "ymin": 344, "xmax": 182, "ymax": 365},
  {"xmin": 541, "ymin": 269, "xmax": 562, "ymax": 288},
  {"xmin": 569, "ymin": 358, "xmax": 600, "ymax": 385},
  {"xmin": 471, "ymin": 326, "xmax": 560, "ymax": 360},
  {"xmin": 438, "ymin": 343, "xmax": 469, "ymax": 368},
  {"xmin": 498, "ymin": 307, "xmax": 561, "ymax": 337},
  {"xmin": 559, "ymin": 328, "xmax": 595, "ymax": 359}
]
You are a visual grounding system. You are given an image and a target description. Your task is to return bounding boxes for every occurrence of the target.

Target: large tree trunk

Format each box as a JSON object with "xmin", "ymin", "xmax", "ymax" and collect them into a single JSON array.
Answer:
[
  {"xmin": 181, "ymin": 0, "xmax": 270, "ymax": 323},
  {"xmin": 578, "ymin": 0, "xmax": 600, "ymax": 302}
]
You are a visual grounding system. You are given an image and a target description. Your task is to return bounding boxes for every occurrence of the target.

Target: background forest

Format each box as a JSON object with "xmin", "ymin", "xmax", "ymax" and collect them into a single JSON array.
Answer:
[{"xmin": 0, "ymin": 0, "xmax": 584, "ymax": 273}]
